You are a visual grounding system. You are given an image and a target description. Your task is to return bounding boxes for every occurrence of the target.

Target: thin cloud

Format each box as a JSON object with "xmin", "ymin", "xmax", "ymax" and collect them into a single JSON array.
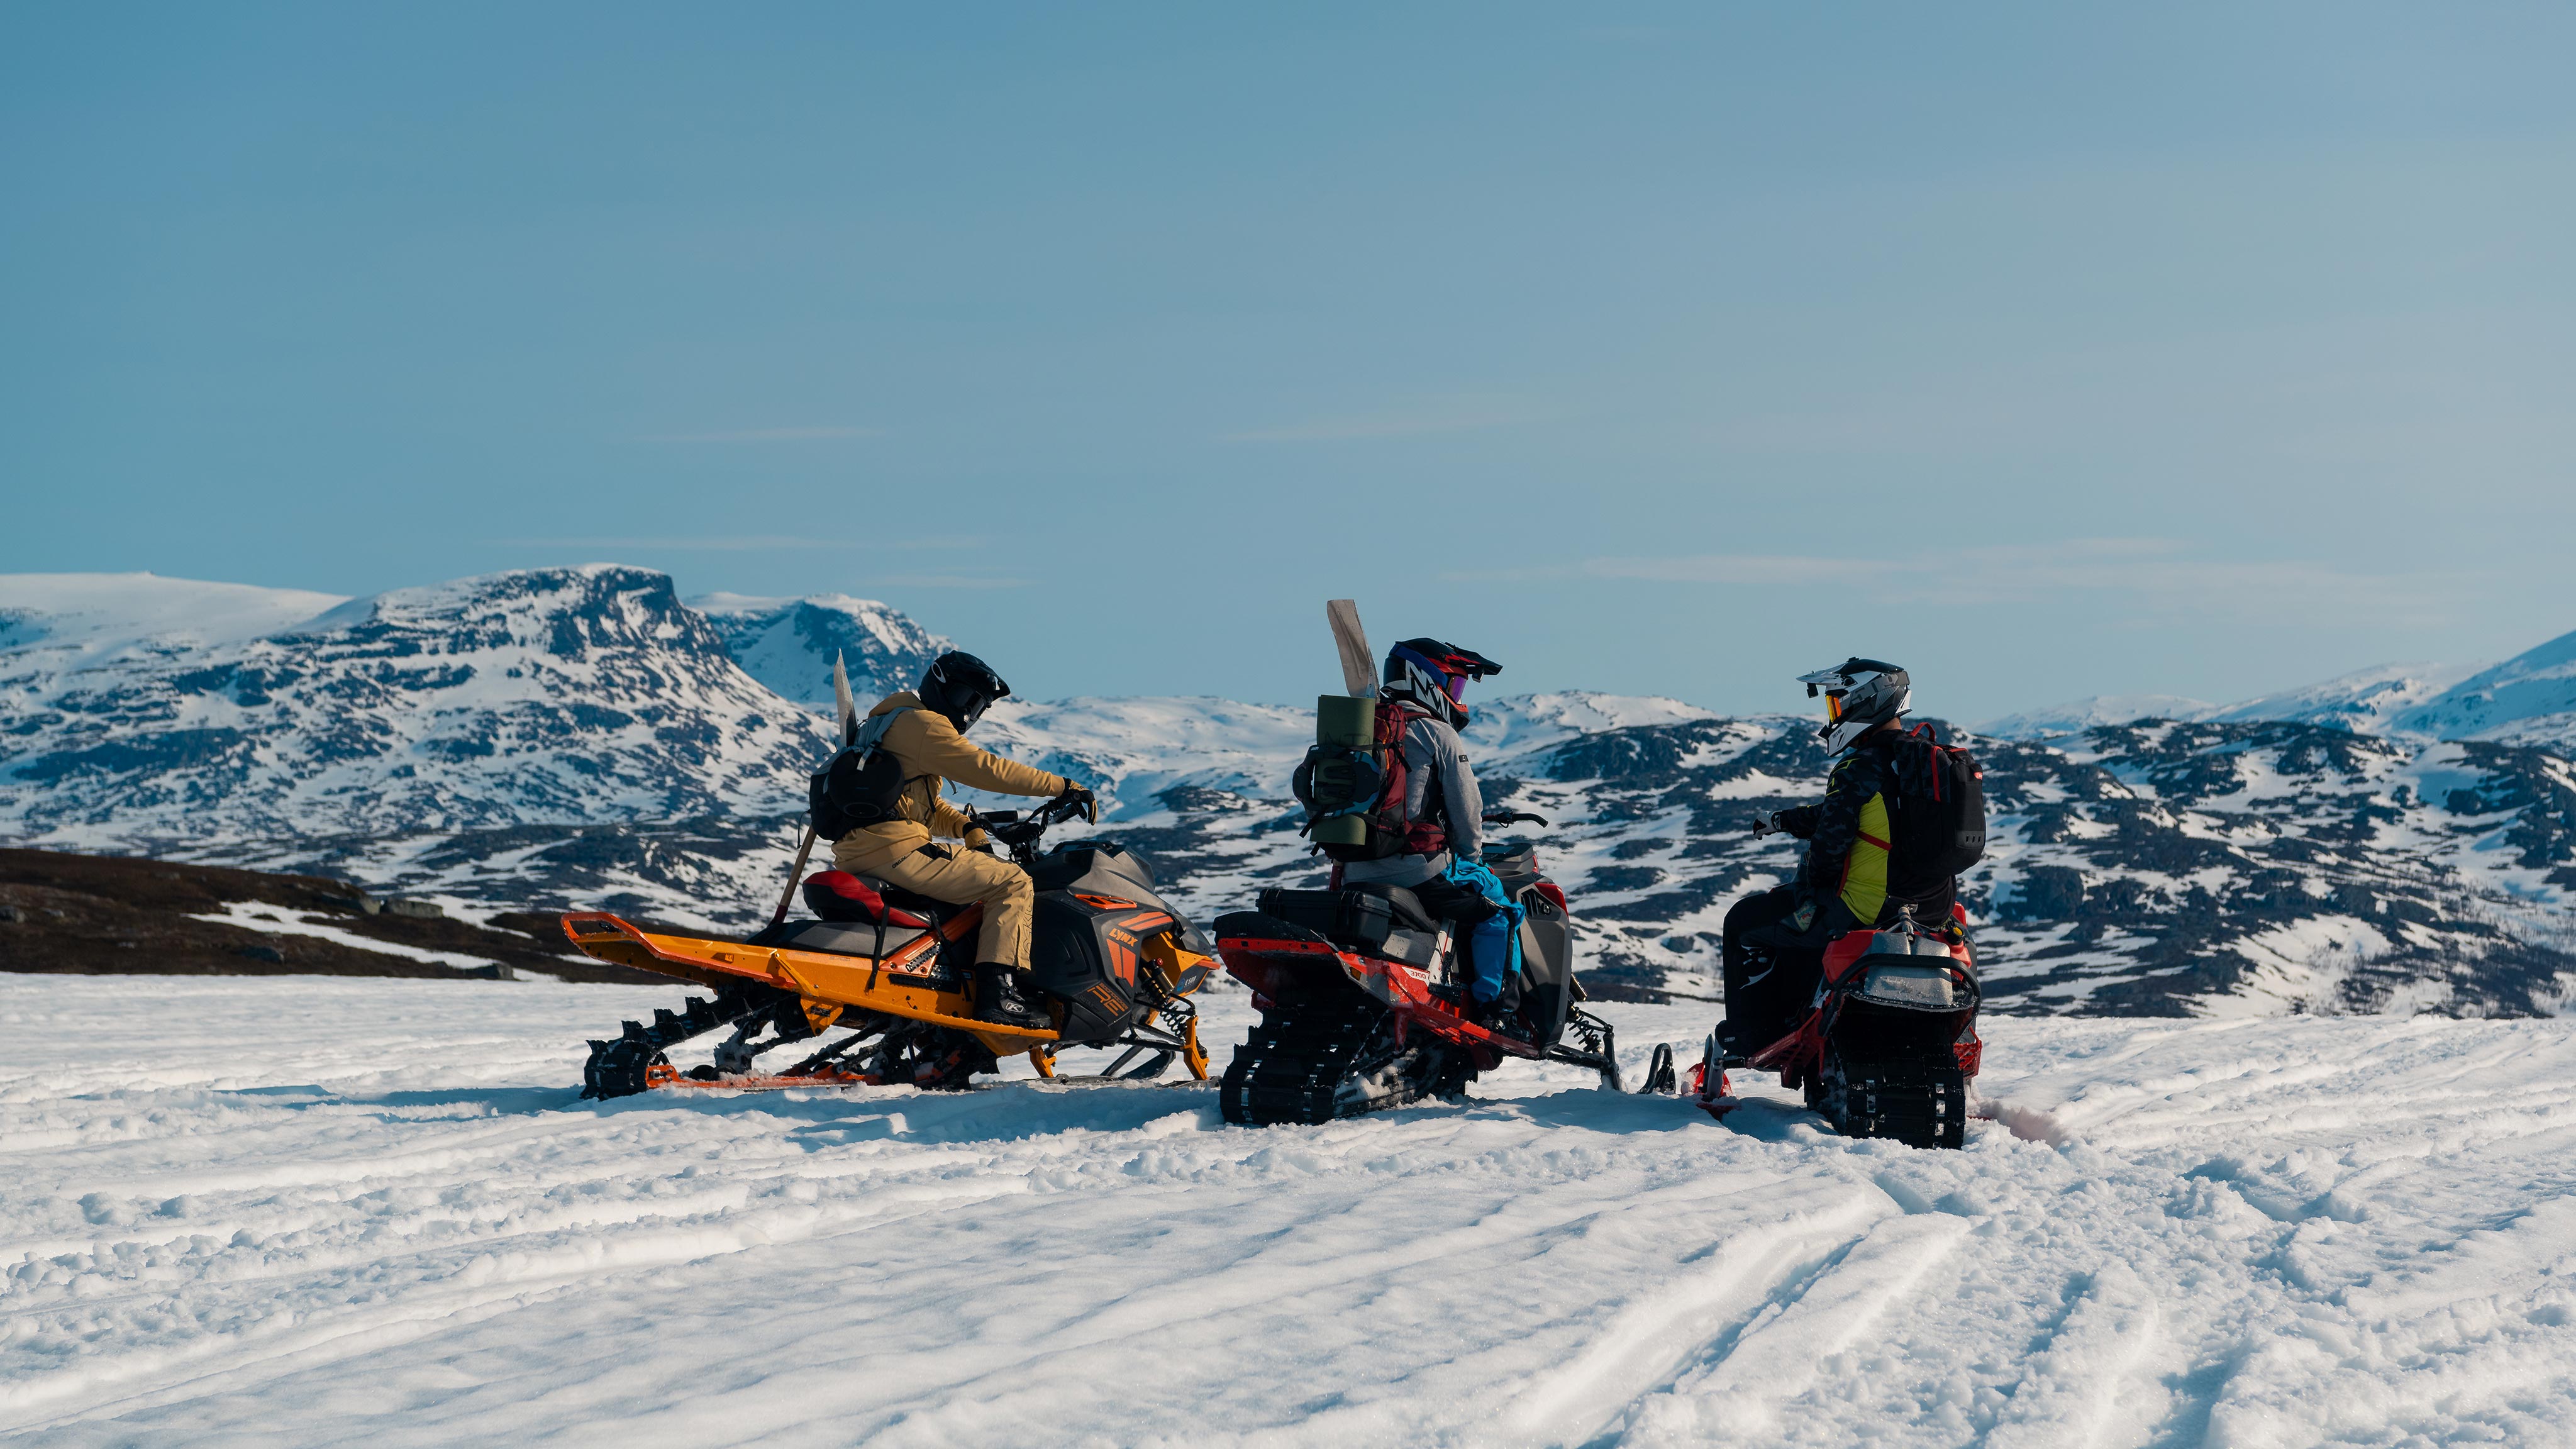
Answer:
[
  {"xmin": 1221, "ymin": 397, "xmax": 1545, "ymax": 443},
  {"xmin": 868, "ymin": 574, "xmax": 1031, "ymax": 590},
  {"xmin": 637, "ymin": 426, "xmax": 882, "ymax": 443},
  {"xmin": 485, "ymin": 535, "xmax": 986, "ymax": 553},
  {"xmin": 484, "ymin": 535, "xmax": 858, "ymax": 552},
  {"xmin": 1443, "ymin": 538, "xmax": 2470, "ymax": 627}
]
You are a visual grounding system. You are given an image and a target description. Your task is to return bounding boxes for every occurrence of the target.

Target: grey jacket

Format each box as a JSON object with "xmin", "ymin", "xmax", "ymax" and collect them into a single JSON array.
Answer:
[{"xmin": 1342, "ymin": 713, "xmax": 1482, "ymax": 888}]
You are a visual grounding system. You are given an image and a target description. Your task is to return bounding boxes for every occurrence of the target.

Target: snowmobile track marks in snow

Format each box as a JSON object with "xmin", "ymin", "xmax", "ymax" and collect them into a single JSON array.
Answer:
[
  {"xmin": 1614, "ymin": 1211, "xmax": 1971, "ymax": 1444},
  {"xmin": 1984, "ymin": 1262, "xmax": 2162, "ymax": 1449},
  {"xmin": 1492, "ymin": 1181, "xmax": 1885, "ymax": 1445}
]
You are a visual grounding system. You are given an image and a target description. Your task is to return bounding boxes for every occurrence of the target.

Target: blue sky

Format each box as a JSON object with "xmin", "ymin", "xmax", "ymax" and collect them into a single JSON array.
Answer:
[{"xmin": 5, "ymin": 3, "xmax": 2572, "ymax": 717}]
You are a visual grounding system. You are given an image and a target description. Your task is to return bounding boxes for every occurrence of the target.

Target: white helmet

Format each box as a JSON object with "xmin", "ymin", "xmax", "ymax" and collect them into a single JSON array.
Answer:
[{"xmin": 1797, "ymin": 657, "xmax": 1911, "ymax": 753}]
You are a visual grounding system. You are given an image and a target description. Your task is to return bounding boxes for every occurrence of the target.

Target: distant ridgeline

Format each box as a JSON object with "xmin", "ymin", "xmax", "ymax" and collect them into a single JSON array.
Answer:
[{"xmin": 1, "ymin": 565, "xmax": 2571, "ymax": 1017}]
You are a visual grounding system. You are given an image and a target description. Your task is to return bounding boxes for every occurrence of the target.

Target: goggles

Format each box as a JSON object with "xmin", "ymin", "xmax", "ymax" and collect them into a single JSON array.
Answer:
[
  {"xmin": 1824, "ymin": 691, "xmax": 1848, "ymax": 723},
  {"xmin": 1444, "ymin": 672, "xmax": 1468, "ymax": 704}
]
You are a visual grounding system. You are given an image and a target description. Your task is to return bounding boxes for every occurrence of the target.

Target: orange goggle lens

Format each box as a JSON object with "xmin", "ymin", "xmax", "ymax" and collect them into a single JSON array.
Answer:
[{"xmin": 1825, "ymin": 692, "xmax": 1846, "ymax": 723}]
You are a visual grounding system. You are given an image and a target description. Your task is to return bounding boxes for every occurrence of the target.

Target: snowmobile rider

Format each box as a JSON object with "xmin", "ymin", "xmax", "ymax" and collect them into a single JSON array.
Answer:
[
  {"xmin": 830, "ymin": 651, "xmax": 1095, "ymax": 1030},
  {"xmin": 1343, "ymin": 638, "xmax": 1524, "ymax": 1017},
  {"xmin": 1716, "ymin": 658, "xmax": 1958, "ymax": 1058}
]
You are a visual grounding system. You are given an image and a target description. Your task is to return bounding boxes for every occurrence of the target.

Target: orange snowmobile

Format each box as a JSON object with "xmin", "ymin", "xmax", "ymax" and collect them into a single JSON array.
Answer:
[{"xmin": 564, "ymin": 794, "xmax": 1216, "ymax": 1098}]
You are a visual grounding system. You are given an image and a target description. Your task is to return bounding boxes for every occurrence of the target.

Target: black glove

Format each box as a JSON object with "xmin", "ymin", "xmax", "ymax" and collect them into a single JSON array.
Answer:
[
  {"xmin": 1053, "ymin": 783, "xmax": 1097, "ymax": 823},
  {"xmin": 1755, "ymin": 806, "xmax": 1819, "ymax": 840}
]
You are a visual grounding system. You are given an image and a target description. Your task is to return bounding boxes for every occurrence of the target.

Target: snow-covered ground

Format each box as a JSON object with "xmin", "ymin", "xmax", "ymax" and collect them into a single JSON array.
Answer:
[{"xmin": 6, "ymin": 977, "xmax": 2576, "ymax": 1448}]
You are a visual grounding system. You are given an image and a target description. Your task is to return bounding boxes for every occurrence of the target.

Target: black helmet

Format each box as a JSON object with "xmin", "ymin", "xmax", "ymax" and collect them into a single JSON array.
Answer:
[
  {"xmin": 1796, "ymin": 657, "xmax": 1911, "ymax": 753},
  {"xmin": 1383, "ymin": 638, "xmax": 1502, "ymax": 727},
  {"xmin": 919, "ymin": 651, "xmax": 1011, "ymax": 733}
]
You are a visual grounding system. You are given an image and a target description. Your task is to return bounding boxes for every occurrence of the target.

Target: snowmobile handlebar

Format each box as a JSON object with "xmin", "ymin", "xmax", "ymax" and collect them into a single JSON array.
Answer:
[
  {"xmin": 1482, "ymin": 809, "xmax": 1550, "ymax": 827},
  {"xmin": 966, "ymin": 793, "xmax": 1096, "ymax": 862}
]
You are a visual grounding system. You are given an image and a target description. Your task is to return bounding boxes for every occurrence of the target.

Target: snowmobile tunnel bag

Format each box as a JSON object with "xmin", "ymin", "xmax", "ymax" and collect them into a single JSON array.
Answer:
[{"xmin": 1255, "ymin": 886, "xmax": 1441, "ymax": 969}]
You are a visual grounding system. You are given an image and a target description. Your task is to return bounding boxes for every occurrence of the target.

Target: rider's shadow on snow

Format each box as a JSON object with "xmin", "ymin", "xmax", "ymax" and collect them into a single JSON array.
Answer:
[
  {"xmin": 573, "ymin": 1078, "xmax": 1222, "ymax": 1148},
  {"xmin": 1461, "ymin": 1081, "xmax": 1838, "ymax": 1145},
  {"xmin": 1456, "ymin": 1087, "xmax": 1715, "ymax": 1135}
]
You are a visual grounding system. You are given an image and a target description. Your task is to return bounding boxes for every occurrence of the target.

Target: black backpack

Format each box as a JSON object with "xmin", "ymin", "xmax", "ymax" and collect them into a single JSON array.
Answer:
[
  {"xmin": 808, "ymin": 708, "xmax": 914, "ymax": 841},
  {"xmin": 1889, "ymin": 726, "xmax": 1986, "ymax": 883}
]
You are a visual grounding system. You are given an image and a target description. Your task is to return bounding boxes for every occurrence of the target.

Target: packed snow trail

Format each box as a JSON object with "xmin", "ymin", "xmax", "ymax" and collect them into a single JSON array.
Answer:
[{"xmin": 4, "ymin": 979, "xmax": 2576, "ymax": 1446}]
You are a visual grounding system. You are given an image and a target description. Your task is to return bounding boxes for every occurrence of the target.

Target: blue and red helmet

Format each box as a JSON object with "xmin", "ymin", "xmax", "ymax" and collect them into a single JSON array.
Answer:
[{"xmin": 1383, "ymin": 638, "xmax": 1502, "ymax": 725}]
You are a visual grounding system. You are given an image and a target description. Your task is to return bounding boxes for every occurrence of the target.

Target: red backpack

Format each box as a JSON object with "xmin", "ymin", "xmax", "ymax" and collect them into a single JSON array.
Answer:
[{"xmin": 1294, "ymin": 701, "xmax": 1448, "ymax": 862}]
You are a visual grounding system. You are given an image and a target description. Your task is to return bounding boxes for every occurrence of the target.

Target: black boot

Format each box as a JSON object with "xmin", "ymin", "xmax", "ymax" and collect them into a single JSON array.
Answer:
[{"xmin": 972, "ymin": 963, "xmax": 1050, "ymax": 1030}]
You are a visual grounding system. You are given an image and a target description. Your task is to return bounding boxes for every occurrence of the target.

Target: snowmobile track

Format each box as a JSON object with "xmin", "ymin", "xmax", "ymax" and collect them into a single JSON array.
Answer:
[
  {"xmin": 1817, "ymin": 1050, "xmax": 1968, "ymax": 1149},
  {"xmin": 1219, "ymin": 986, "xmax": 1463, "ymax": 1126},
  {"xmin": 580, "ymin": 980, "xmax": 802, "ymax": 1100}
]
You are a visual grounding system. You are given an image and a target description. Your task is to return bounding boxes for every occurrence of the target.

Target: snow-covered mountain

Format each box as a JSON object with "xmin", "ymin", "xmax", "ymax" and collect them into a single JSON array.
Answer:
[
  {"xmin": 1983, "ymin": 630, "xmax": 2575, "ymax": 752},
  {"xmin": 1977, "ymin": 694, "xmax": 2218, "ymax": 738},
  {"xmin": 0, "ymin": 572, "xmax": 347, "ymax": 666},
  {"xmin": 955, "ymin": 691, "xmax": 1721, "ymax": 821},
  {"xmin": 2392, "ymin": 628, "xmax": 2576, "ymax": 751},
  {"xmin": 691, "ymin": 592, "xmax": 948, "ymax": 707},
  {"xmin": 4, "ymin": 567, "xmax": 2573, "ymax": 1018},
  {"xmin": 2204, "ymin": 660, "xmax": 2480, "ymax": 734},
  {"xmin": 0, "ymin": 565, "xmax": 824, "ymax": 848}
]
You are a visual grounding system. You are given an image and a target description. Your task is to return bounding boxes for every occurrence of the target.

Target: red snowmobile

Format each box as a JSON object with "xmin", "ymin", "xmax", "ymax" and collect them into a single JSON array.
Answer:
[
  {"xmin": 1687, "ymin": 902, "xmax": 1982, "ymax": 1148},
  {"xmin": 1213, "ymin": 813, "xmax": 1623, "ymax": 1124}
]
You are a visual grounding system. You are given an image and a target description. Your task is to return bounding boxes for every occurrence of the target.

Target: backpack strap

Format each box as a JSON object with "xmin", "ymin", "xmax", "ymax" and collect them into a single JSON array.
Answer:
[{"xmin": 851, "ymin": 707, "xmax": 905, "ymax": 755}]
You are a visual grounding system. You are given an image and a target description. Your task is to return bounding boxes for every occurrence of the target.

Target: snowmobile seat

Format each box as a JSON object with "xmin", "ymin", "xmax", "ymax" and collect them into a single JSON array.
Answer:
[
  {"xmin": 857, "ymin": 877, "xmax": 963, "ymax": 928},
  {"xmin": 749, "ymin": 918, "xmax": 931, "ymax": 958},
  {"xmin": 804, "ymin": 870, "xmax": 933, "ymax": 928}
]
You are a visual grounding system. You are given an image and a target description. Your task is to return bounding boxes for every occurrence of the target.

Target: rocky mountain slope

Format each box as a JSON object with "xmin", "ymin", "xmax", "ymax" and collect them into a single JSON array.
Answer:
[
  {"xmin": 0, "ymin": 566, "xmax": 824, "ymax": 848},
  {"xmin": 3, "ymin": 568, "xmax": 2571, "ymax": 1016},
  {"xmin": 0, "ymin": 848, "xmax": 647, "ymax": 982}
]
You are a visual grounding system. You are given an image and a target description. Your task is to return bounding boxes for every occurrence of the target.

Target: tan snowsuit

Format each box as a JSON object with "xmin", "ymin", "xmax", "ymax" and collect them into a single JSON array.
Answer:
[{"xmin": 829, "ymin": 691, "xmax": 1068, "ymax": 970}]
